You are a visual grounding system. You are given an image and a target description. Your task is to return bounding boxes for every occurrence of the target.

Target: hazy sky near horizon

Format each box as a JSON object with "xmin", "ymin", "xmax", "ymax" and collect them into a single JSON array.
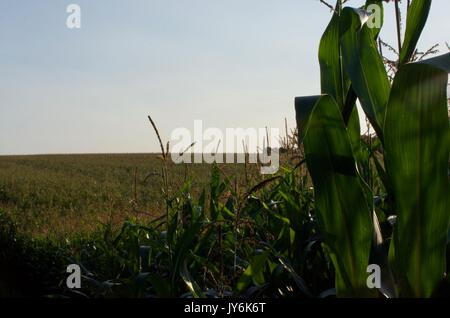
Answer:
[{"xmin": 1, "ymin": 0, "xmax": 449, "ymax": 155}]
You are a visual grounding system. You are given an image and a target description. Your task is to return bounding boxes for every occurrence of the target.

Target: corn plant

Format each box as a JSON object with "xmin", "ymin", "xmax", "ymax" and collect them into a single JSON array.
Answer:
[{"xmin": 295, "ymin": 0, "xmax": 449, "ymax": 297}]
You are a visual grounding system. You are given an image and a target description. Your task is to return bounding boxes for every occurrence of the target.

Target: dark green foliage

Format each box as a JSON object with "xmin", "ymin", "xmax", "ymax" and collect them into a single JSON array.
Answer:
[
  {"xmin": 0, "ymin": 163, "xmax": 335, "ymax": 298},
  {"xmin": 295, "ymin": 1, "xmax": 450, "ymax": 298}
]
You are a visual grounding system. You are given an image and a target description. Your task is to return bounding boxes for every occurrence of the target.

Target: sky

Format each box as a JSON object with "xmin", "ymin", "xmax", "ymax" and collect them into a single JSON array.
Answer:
[{"xmin": 0, "ymin": 0, "xmax": 449, "ymax": 155}]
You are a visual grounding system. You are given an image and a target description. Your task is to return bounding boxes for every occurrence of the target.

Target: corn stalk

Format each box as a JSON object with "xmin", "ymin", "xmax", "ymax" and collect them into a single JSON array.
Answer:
[{"xmin": 296, "ymin": 0, "xmax": 449, "ymax": 297}]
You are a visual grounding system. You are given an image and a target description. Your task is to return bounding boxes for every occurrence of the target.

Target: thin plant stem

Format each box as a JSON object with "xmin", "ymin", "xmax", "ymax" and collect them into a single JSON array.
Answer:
[{"xmin": 394, "ymin": 0, "xmax": 402, "ymax": 54}]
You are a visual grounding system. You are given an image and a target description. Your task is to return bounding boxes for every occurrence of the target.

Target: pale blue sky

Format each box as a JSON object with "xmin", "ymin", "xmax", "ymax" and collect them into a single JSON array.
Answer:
[{"xmin": 0, "ymin": 0, "xmax": 448, "ymax": 155}]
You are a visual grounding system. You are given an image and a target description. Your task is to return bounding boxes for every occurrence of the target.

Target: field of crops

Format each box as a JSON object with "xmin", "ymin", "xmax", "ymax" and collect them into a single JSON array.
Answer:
[
  {"xmin": 0, "ymin": 152, "xmax": 310, "ymax": 297},
  {"xmin": 1, "ymin": 0, "xmax": 449, "ymax": 300},
  {"xmin": 0, "ymin": 154, "xmax": 263, "ymax": 238}
]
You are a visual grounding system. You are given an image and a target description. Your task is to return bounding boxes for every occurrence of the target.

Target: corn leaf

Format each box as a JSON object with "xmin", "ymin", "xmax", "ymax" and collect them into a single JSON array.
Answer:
[
  {"xmin": 295, "ymin": 95, "xmax": 322, "ymax": 143},
  {"xmin": 339, "ymin": 7, "xmax": 390, "ymax": 141},
  {"xmin": 399, "ymin": 0, "xmax": 432, "ymax": 65},
  {"xmin": 384, "ymin": 53, "xmax": 450, "ymax": 297},
  {"xmin": 319, "ymin": 1, "xmax": 346, "ymax": 109},
  {"xmin": 236, "ymin": 250, "xmax": 270, "ymax": 294},
  {"xmin": 298, "ymin": 94, "xmax": 375, "ymax": 297}
]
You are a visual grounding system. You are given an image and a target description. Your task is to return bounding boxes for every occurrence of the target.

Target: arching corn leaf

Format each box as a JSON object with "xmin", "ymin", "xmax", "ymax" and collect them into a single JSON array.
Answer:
[
  {"xmin": 385, "ymin": 53, "xmax": 450, "ymax": 298},
  {"xmin": 298, "ymin": 94, "xmax": 375, "ymax": 297}
]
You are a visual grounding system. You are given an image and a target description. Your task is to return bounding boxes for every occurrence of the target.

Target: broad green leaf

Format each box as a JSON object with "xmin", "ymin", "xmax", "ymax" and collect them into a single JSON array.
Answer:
[
  {"xmin": 300, "ymin": 95, "xmax": 375, "ymax": 297},
  {"xmin": 236, "ymin": 250, "xmax": 270, "ymax": 294},
  {"xmin": 339, "ymin": 7, "xmax": 390, "ymax": 141},
  {"xmin": 318, "ymin": 3, "xmax": 362, "ymax": 158},
  {"xmin": 295, "ymin": 95, "xmax": 322, "ymax": 143},
  {"xmin": 319, "ymin": 0, "xmax": 384, "ymax": 120},
  {"xmin": 385, "ymin": 53, "xmax": 450, "ymax": 297},
  {"xmin": 399, "ymin": 0, "xmax": 432, "ymax": 65},
  {"xmin": 319, "ymin": 1, "xmax": 346, "ymax": 109},
  {"xmin": 171, "ymin": 219, "xmax": 203, "ymax": 284}
]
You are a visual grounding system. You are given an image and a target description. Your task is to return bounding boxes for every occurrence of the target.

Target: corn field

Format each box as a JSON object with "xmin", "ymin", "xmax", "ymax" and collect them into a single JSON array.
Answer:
[{"xmin": 0, "ymin": 0, "xmax": 449, "ymax": 299}]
